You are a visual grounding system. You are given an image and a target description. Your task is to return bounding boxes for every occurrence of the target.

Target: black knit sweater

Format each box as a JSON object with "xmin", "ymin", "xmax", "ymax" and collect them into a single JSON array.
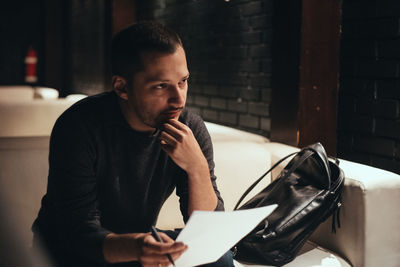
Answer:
[{"xmin": 32, "ymin": 91, "xmax": 224, "ymax": 266}]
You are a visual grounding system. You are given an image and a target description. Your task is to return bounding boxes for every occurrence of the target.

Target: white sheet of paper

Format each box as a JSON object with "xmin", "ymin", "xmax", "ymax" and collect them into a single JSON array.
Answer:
[{"xmin": 174, "ymin": 204, "xmax": 277, "ymax": 267}]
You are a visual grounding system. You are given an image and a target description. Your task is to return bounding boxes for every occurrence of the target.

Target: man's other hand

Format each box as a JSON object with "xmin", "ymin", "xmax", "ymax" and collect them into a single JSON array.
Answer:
[
  {"xmin": 138, "ymin": 232, "xmax": 186, "ymax": 267},
  {"xmin": 103, "ymin": 232, "xmax": 187, "ymax": 266}
]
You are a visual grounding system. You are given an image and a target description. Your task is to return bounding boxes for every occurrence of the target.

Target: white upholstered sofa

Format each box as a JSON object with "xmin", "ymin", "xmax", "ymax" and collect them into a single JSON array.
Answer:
[
  {"xmin": 157, "ymin": 123, "xmax": 400, "ymax": 267},
  {"xmin": 0, "ymin": 86, "xmax": 399, "ymax": 266}
]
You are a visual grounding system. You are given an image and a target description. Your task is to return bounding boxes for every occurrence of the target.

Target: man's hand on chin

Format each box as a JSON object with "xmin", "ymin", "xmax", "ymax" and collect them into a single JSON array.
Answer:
[
  {"xmin": 159, "ymin": 119, "xmax": 208, "ymax": 176},
  {"xmin": 159, "ymin": 119, "xmax": 218, "ymax": 214}
]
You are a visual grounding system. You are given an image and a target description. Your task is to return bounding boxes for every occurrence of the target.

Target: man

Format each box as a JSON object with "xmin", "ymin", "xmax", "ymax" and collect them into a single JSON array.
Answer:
[{"xmin": 32, "ymin": 21, "xmax": 234, "ymax": 267}]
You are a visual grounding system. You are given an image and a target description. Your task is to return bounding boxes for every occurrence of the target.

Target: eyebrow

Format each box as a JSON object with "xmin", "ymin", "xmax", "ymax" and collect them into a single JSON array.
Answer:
[{"xmin": 145, "ymin": 73, "xmax": 190, "ymax": 83}]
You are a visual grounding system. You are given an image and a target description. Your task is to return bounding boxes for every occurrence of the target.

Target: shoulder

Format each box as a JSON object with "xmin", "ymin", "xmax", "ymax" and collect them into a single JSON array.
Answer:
[
  {"xmin": 62, "ymin": 91, "xmax": 115, "ymax": 118},
  {"xmin": 56, "ymin": 91, "xmax": 116, "ymax": 126},
  {"xmin": 52, "ymin": 91, "xmax": 118, "ymax": 137}
]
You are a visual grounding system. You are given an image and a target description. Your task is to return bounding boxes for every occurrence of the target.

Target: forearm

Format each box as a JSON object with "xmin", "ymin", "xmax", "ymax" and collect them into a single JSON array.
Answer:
[
  {"xmin": 159, "ymin": 119, "xmax": 220, "ymax": 216},
  {"xmin": 186, "ymin": 159, "xmax": 218, "ymax": 216},
  {"xmin": 103, "ymin": 233, "xmax": 143, "ymax": 263},
  {"xmin": 103, "ymin": 231, "xmax": 187, "ymax": 265}
]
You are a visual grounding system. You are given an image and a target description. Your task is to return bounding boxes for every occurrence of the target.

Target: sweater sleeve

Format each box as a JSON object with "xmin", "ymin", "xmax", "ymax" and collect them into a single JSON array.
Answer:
[
  {"xmin": 175, "ymin": 112, "xmax": 225, "ymax": 223},
  {"xmin": 39, "ymin": 109, "xmax": 111, "ymax": 263}
]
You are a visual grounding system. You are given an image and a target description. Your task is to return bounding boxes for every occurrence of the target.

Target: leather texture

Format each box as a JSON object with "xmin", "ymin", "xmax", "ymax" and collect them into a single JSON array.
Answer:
[{"xmin": 234, "ymin": 143, "xmax": 345, "ymax": 266}]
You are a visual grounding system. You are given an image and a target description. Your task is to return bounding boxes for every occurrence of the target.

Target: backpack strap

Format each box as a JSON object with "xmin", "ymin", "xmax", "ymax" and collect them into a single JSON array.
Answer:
[
  {"xmin": 253, "ymin": 149, "xmax": 315, "ymax": 208},
  {"xmin": 234, "ymin": 151, "xmax": 298, "ymax": 210}
]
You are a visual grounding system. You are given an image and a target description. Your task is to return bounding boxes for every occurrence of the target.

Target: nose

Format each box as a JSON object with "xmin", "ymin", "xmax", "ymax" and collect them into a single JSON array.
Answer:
[{"xmin": 168, "ymin": 84, "xmax": 186, "ymax": 106}]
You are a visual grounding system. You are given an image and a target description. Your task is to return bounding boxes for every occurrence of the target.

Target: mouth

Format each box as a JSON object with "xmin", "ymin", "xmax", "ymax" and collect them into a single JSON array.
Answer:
[{"xmin": 162, "ymin": 108, "xmax": 183, "ymax": 118}]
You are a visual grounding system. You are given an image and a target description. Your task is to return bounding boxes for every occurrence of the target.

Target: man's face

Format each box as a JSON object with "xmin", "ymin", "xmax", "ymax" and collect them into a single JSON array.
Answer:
[{"xmin": 126, "ymin": 46, "xmax": 189, "ymax": 132}]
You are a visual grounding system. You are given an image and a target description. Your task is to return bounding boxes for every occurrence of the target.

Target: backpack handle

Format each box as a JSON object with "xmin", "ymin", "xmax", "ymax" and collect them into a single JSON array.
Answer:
[
  {"xmin": 234, "ymin": 151, "xmax": 298, "ymax": 210},
  {"xmin": 234, "ymin": 143, "xmax": 331, "ymax": 210}
]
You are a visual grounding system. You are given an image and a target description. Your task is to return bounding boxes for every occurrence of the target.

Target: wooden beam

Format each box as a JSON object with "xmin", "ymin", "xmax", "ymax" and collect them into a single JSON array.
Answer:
[
  {"xmin": 112, "ymin": 0, "xmax": 136, "ymax": 35},
  {"xmin": 297, "ymin": 0, "xmax": 342, "ymax": 155}
]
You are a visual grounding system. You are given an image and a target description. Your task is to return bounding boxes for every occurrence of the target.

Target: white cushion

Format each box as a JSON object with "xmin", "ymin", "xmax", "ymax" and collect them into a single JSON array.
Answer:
[
  {"xmin": 66, "ymin": 94, "xmax": 87, "ymax": 101},
  {"xmin": 235, "ymin": 242, "xmax": 351, "ymax": 267},
  {"xmin": 0, "ymin": 137, "xmax": 50, "ymax": 246},
  {"xmin": 0, "ymin": 86, "xmax": 34, "ymax": 102},
  {"xmin": 34, "ymin": 87, "xmax": 59, "ymax": 99},
  {"xmin": 0, "ymin": 99, "xmax": 76, "ymax": 137},
  {"xmin": 205, "ymin": 122, "xmax": 268, "ymax": 143}
]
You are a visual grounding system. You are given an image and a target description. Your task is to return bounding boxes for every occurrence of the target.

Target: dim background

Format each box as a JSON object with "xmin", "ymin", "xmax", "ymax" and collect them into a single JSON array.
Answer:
[{"xmin": 1, "ymin": 0, "xmax": 399, "ymax": 174}]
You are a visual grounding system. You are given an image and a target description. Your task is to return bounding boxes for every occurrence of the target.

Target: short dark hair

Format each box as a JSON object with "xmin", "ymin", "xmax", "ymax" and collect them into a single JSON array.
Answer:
[{"xmin": 111, "ymin": 21, "xmax": 183, "ymax": 79}]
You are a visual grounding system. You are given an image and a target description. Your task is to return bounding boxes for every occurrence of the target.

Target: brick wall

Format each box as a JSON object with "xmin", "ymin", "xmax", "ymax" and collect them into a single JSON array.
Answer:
[
  {"xmin": 136, "ymin": 0, "xmax": 273, "ymax": 137},
  {"xmin": 337, "ymin": 0, "xmax": 400, "ymax": 174}
]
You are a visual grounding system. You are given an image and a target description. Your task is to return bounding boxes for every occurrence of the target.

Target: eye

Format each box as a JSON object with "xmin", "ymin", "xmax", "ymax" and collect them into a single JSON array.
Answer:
[
  {"xmin": 178, "ymin": 78, "xmax": 189, "ymax": 87},
  {"xmin": 154, "ymin": 83, "xmax": 168, "ymax": 89}
]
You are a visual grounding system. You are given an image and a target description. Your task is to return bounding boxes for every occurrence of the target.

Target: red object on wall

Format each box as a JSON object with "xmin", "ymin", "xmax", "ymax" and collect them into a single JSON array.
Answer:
[{"xmin": 25, "ymin": 46, "xmax": 38, "ymax": 83}]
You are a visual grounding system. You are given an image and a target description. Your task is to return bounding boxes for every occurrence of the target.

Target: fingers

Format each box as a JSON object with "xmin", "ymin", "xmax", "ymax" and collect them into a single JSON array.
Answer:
[
  {"xmin": 158, "ymin": 119, "xmax": 205, "ymax": 172},
  {"xmin": 159, "ymin": 119, "xmax": 192, "ymax": 145},
  {"xmin": 159, "ymin": 232, "xmax": 175, "ymax": 244},
  {"xmin": 163, "ymin": 119, "xmax": 190, "ymax": 136},
  {"xmin": 140, "ymin": 234, "xmax": 188, "ymax": 267},
  {"xmin": 141, "ymin": 248, "xmax": 186, "ymax": 266},
  {"xmin": 164, "ymin": 119, "xmax": 186, "ymax": 131},
  {"xmin": 143, "ymin": 234, "xmax": 186, "ymax": 255},
  {"xmin": 160, "ymin": 130, "xmax": 178, "ymax": 146},
  {"xmin": 141, "ymin": 257, "xmax": 172, "ymax": 267},
  {"xmin": 161, "ymin": 122, "xmax": 186, "ymax": 142}
]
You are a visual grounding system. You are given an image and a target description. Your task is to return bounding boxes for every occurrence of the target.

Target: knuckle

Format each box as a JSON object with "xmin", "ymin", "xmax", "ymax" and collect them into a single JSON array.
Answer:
[
  {"xmin": 182, "ymin": 126, "xmax": 190, "ymax": 134},
  {"xmin": 143, "ymin": 234, "xmax": 152, "ymax": 242}
]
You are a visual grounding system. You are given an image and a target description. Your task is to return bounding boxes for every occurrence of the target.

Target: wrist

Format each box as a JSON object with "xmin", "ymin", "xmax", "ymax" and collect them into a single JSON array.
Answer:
[
  {"xmin": 186, "ymin": 157, "xmax": 209, "ymax": 178},
  {"xmin": 103, "ymin": 233, "xmax": 145, "ymax": 263}
]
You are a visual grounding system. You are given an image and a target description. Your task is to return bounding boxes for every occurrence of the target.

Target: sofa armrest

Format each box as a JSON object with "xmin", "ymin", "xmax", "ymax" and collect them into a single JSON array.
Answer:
[
  {"xmin": 0, "ymin": 86, "xmax": 35, "ymax": 101},
  {"xmin": 0, "ymin": 137, "xmax": 50, "ymax": 246},
  {"xmin": 265, "ymin": 142, "xmax": 400, "ymax": 267},
  {"xmin": 310, "ymin": 160, "xmax": 400, "ymax": 267},
  {"xmin": 0, "ymin": 99, "xmax": 76, "ymax": 137}
]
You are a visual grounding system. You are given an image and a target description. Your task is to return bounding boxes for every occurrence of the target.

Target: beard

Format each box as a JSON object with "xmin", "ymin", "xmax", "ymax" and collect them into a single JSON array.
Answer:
[{"xmin": 133, "ymin": 104, "xmax": 183, "ymax": 130}]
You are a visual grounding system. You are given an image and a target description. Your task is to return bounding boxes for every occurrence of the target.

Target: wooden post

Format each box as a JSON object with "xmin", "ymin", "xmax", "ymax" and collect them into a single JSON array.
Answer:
[{"xmin": 297, "ymin": 0, "xmax": 342, "ymax": 155}]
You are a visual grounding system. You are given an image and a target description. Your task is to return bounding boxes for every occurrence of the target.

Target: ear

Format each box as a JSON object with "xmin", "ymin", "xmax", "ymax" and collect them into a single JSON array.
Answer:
[{"xmin": 112, "ymin": 75, "xmax": 128, "ymax": 100}]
